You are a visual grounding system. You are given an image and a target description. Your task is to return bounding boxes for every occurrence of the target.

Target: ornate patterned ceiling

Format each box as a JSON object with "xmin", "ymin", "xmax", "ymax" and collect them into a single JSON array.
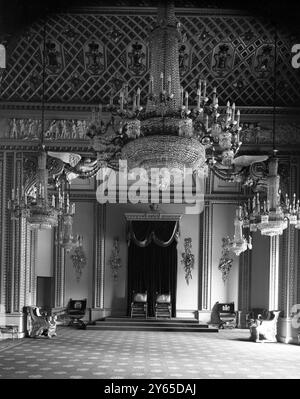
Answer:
[{"xmin": 0, "ymin": 7, "xmax": 299, "ymax": 108}]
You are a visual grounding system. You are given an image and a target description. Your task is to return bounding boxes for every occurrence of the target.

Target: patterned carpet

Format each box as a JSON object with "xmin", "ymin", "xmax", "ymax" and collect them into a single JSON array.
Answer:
[{"xmin": 0, "ymin": 327, "xmax": 300, "ymax": 379}]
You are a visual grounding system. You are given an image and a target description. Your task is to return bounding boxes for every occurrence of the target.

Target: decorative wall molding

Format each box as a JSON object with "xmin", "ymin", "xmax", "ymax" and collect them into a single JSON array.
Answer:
[
  {"xmin": 218, "ymin": 237, "xmax": 234, "ymax": 282},
  {"xmin": 0, "ymin": 155, "xmax": 4, "ymax": 307},
  {"xmin": 53, "ymin": 227, "xmax": 65, "ymax": 308},
  {"xmin": 71, "ymin": 246, "xmax": 87, "ymax": 282},
  {"xmin": 269, "ymin": 235, "xmax": 279, "ymax": 311},
  {"xmin": 238, "ymin": 246, "xmax": 251, "ymax": 312},
  {"xmin": 200, "ymin": 201, "xmax": 212, "ymax": 310},
  {"xmin": 93, "ymin": 203, "xmax": 106, "ymax": 308},
  {"xmin": 4, "ymin": 153, "xmax": 13, "ymax": 312},
  {"xmin": 279, "ymin": 158, "xmax": 299, "ymax": 317},
  {"xmin": 181, "ymin": 237, "xmax": 195, "ymax": 285},
  {"xmin": 125, "ymin": 213, "xmax": 182, "ymax": 221},
  {"xmin": 109, "ymin": 237, "xmax": 122, "ymax": 281}
]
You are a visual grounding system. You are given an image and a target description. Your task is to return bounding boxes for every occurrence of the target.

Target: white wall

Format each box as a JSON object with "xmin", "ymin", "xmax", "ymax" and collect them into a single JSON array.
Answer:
[
  {"xmin": 250, "ymin": 231, "xmax": 270, "ymax": 308},
  {"xmin": 36, "ymin": 229, "xmax": 53, "ymax": 277},
  {"xmin": 210, "ymin": 203, "xmax": 239, "ymax": 307},
  {"xmin": 65, "ymin": 201, "xmax": 94, "ymax": 307}
]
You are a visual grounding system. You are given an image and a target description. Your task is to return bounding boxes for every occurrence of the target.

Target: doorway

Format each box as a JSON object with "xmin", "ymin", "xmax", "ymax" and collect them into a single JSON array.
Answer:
[
  {"xmin": 36, "ymin": 276, "xmax": 53, "ymax": 310},
  {"xmin": 127, "ymin": 220, "xmax": 179, "ymax": 317}
]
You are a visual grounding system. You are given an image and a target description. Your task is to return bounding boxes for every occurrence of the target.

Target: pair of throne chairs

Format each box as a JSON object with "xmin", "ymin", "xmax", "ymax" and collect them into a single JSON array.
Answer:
[{"xmin": 130, "ymin": 291, "xmax": 172, "ymax": 319}]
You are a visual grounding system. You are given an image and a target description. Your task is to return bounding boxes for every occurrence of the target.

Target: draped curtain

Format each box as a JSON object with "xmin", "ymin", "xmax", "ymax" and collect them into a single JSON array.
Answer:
[{"xmin": 127, "ymin": 221, "xmax": 178, "ymax": 317}]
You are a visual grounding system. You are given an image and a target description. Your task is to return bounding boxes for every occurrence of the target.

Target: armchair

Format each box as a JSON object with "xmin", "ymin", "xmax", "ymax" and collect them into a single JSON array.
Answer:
[
  {"xmin": 131, "ymin": 291, "xmax": 148, "ymax": 319},
  {"xmin": 24, "ymin": 306, "xmax": 57, "ymax": 338},
  {"xmin": 210, "ymin": 302, "xmax": 237, "ymax": 329},
  {"xmin": 66, "ymin": 298, "xmax": 87, "ymax": 329},
  {"xmin": 246, "ymin": 308, "xmax": 272, "ymax": 327},
  {"xmin": 155, "ymin": 293, "xmax": 172, "ymax": 319},
  {"xmin": 249, "ymin": 310, "xmax": 281, "ymax": 342}
]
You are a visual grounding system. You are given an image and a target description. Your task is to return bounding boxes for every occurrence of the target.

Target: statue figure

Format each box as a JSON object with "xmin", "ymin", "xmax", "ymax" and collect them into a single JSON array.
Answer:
[
  {"xmin": 128, "ymin": 42, "xmax": 146, "ymax": 75},
  {"xmin": 85, "ymin": 40, "xmax": 104, "ymax": 74},
  {"xmin": 25, "ymin": 306, "xmax": 57, "ymax": 338},
  {"xmin": 249, "ymin": 310, "xmax": 280, "ymax": 342}
]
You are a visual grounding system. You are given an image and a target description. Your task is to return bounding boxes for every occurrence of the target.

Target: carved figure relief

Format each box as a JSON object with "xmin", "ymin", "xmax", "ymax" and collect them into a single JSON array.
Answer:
[
  {"xmin": 178, "ymin": 43, "xmax": 190, "ymax": 76},
  {"xmin": 253, "ymin": 45, "xmax": 274, "ymax": 78},
  {"xmin": 44, "ymin": 40, "xmax": 63, "ymax": 74},
  {"xmin": 218, "ymin": 237, "xmax": 233, "ymax": 282},
  {"xmin": 6, "ymin": 118, "xmax": 89, "ymax": 140},
  {"xmin": 212, "ymin": 43, "xmax": 234, "ymax": 77},
  {"xmin": 84, "ymin": 40, "xmax": 105, "ymax": 75},
  {"xmin": 127, "ymin": 41, "xmax": 146, "ymax": 76}
]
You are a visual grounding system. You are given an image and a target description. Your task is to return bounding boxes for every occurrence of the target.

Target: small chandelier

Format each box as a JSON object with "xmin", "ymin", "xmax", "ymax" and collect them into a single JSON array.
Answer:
[
  {"xmin": 86, "ymin": 1, "xmax": 243, "ymax": 187},
  {"xmin": 7, "ymin": 23, "xmax": 63, "ymax": 229},
  {"xmin": 27, "ymin": 150, "xmax": 60, "ymax": 229},
  {"xmin": 240, "ymin": 27, "xmax": 299, "ymax": 238},
  {"xmin": 256, "ymin": 158, "xmax": 288, "ymax": 236},
  {"xmin": 226, "ymin": 206, "xmax": 252, "ymax": 256},
  {"xmin": 7, "ymin": 186, "xmax": 30, "ymax": 220},
  {"xmin": 243, "ymin": 157, "xmax": 299, "ymax": 236},
  {"xmin": 8, "ymin": 150, "xmax": 60, "ymax": 229}
]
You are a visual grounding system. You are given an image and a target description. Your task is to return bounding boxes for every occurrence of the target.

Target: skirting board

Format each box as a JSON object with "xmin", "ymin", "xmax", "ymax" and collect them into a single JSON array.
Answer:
[
  {"xmin": 176, "ymin": 310, "xmax": 198, "ymax": 319},
  {"xmin": 277, "ymin": 317, "xmax": 300, "ymax": 345},
  {"xmin": 89, "ymin": 308, "xmax": 111, "ymax": 321}
]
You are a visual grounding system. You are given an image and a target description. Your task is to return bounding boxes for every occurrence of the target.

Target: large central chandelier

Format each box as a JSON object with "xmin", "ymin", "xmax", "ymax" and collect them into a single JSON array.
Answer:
[{"xmin": 87, "ymin": 1, "xmax": 243, "ymax": 187}]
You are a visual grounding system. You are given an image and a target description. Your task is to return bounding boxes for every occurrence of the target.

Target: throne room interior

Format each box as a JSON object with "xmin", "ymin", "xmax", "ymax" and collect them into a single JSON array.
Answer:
[{"xmin": 0, "ymin": 0, "xmax": 300, "ymax": 380}]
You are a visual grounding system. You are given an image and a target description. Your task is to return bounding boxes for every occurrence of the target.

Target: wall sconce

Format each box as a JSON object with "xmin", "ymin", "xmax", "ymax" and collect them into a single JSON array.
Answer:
[
  {"xmin": 181, "ymin": 237, "xmax": 194, "ymax": 285},
  {"xmin": 218, "ymin": 237, "xmax": 234, "ymax": 282},
  {"xmin": 109, "ymin": 237, "xmax": 122, "ymax": 280}
]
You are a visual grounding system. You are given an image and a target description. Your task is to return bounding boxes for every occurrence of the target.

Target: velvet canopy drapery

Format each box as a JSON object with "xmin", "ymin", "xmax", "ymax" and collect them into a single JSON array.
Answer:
[{"xmin": 127, "ymin": 221, "xmax": 178, "ymax": 317}]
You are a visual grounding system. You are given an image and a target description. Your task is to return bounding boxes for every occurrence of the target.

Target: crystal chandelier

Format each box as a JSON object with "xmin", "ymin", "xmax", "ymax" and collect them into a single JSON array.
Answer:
[
  {"xmin": 8, "ymin": 150, "xmax": 60, "ymax": 229},
  {"xmin": 226, "ymin": 206, "xmax": 252, "ymax": 256},
  {"xmin": 243, "ymin": 157, "xmax": 299, "ymax": 236},
  {"xmin": 8, "ymin": 24, "xmax": 73, "ymax": 230},
  {"xmin": 7, "ymin": 186, "xmax": 30, "ymax": 220},
  {"xmin": 27, "ymin": 150, "xmax": 60, "ymax": 229},
  {"xmin": 241, "ymin": 27, "xmax": 299, "ymax": 237},
  {"xmin": 86, "ymin": 2, "xmax": 243, "ymax": 187}
]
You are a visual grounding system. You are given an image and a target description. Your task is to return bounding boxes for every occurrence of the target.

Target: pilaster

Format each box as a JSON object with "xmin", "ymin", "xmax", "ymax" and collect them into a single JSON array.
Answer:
[
  {"xmin": 269, "ymin": 235, "xmax": 280, "ymax": 311},
  {"xmin": 92, "ymin": 202, "xmax": 106, "ymax": 316},
  {"xmin": 200, "ymin": 200, "xmax": 212, "ymax": 311},
  {"xmin": 238, "ymin": 248, "xmax": 251, "ymax": 326},
  {"xmin": 53, "ymin": 227, "xmax": 65, "ymax": 308}
]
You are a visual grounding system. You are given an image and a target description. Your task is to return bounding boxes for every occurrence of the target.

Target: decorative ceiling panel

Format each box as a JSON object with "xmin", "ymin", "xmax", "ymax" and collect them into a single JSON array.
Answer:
[{"xmin": 1, "ymin": 10, "xmax": 299, "ymax": 107}]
